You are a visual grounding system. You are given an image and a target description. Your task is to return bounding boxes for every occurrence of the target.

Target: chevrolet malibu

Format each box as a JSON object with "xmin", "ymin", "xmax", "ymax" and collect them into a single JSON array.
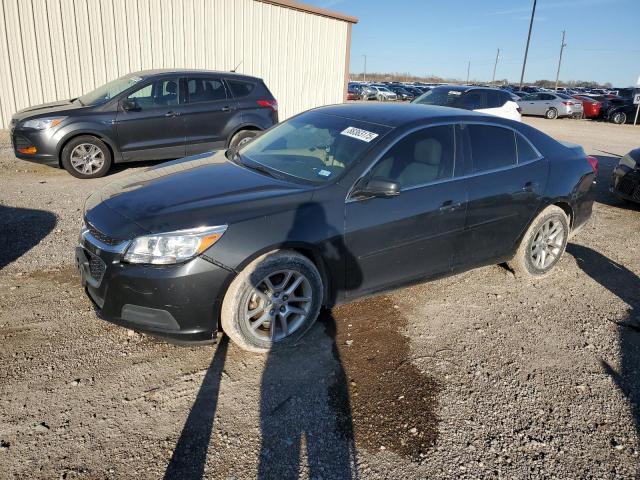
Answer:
[{"xmin": 77, "ymin": 104, "xmax": 597, "ymax": 352}]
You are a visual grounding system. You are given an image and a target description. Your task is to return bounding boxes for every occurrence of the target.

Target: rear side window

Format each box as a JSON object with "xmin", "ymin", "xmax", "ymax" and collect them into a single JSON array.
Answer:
[
  {"xmin": 227, "ymin": 79, "xmax": 256, "ymax": 98},
  {"xmin": 516, "ymin": 134, "xmax": 540, "ymax": 163},
  {"xmin": 370, "ymin": 125, "xmax": 455, "ymax": 189},
  {"xmin": 187, "ymin": 78, "xmax": 226, "ymax": 103},
  {"xmin": 459, "ymin": 91, "xmax": 485, "ymax": 110},
  {"xmin": 486, "ymin": 92, "xmax": 507, "ymax": 108},
  {"xmin": 467, "ymin": 124, "xmax": 516, "ymax": 172}
]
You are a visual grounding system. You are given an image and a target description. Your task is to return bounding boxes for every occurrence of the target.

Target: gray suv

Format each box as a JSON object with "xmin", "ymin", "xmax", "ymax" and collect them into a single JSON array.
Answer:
[{"xmin": 10, "ymin": 69, "xmax": 278, "ymax": 178}]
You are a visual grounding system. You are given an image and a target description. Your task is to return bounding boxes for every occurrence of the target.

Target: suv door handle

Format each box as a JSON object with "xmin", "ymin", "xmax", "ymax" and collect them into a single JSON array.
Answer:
[
  {"xmin": 522, "ymin": 181, "xmax": 539, "ymax": 192},
  {"xmin": 165, "ymin": 111, "xmax": 180, "ymax": 117},
  {"xmin": 221, "ymin": 106, "xmax": 231, "ymax": 112},
  {"xmin": 439, "ymin": 200, "xmax": 462, "ymax": 212}
]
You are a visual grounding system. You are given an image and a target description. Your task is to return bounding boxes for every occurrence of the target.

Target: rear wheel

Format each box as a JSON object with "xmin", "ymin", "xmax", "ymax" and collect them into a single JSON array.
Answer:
[
  {"xmin": 611, "ymin": 112, "xmax": 627, "ymax": 125},
  {"xmin": 508, "ymin": 205, "xmax": 569, "ymax": 278},
  {"xmin": 545, "ymin": 108, "xmax": 558, "ymax": 120},
  {"xmin": 61, "ymin": 136, "xmax": 112, "ymax": 179},
  {"xmin": 221, "ymin": 251, "xmax": 323, "ymax": 353}
]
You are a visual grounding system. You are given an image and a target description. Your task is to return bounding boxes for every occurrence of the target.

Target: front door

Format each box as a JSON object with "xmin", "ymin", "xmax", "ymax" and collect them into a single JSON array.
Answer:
[
  {"xmin": 456, "ymin": 122, "xmax": 548, "ymax": 267},
  {"xmin": 115, "ymin": 76, "xmax": 186, "ymax": 161},
  {"xmin": 184, "ymin": 77, "xmax": 238, "ymax": 155},
  {"xmin": 344, "ymin": 124, "xmax": 468, "ymax": 296}
]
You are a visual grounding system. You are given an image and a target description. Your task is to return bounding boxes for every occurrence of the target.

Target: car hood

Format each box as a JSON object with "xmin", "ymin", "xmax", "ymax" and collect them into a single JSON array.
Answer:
[
  {"xmin": 12, "ymin": 99, "xmax": 85, "ymax": 122},
  {"xmin": 84, "ymin": 151, "xmax": 315, "ymax": 238}
]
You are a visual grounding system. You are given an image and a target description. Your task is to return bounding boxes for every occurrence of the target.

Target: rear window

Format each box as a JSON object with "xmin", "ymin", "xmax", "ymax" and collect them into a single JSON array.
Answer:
[
  {"xmin": 227, "ymin": 79, "xmax": 256, "ymax": 98},
  {"xmin": 467, "ymin": 124, "xmax": 517, "ymax": 172},
  {"xmin": 516, "ymin": 134, "xmax": 540, "ymax": 163},
  {"xmin": 413, "ymin": 87, "xmax": 464, "ymax": 107},
  {"xmin": 486, "ymin": 91, "xmax": 507, "ymax": 108}
]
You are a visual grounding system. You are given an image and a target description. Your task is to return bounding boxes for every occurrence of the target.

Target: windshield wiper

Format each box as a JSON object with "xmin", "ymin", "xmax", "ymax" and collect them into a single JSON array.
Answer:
[{"xmin": 226, "ymin": 148, "xmax": 285, "ymax": 180}]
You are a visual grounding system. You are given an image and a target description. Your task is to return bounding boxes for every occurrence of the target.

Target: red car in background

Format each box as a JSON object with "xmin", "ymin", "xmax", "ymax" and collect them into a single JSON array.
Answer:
[{"xmin": 573, "ymin": 95, "xmax": 601, "ymax": 118}]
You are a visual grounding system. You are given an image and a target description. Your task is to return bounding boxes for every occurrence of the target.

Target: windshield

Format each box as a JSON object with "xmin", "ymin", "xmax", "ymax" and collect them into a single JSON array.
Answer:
[
  {"xmin": 413, "ymin": 87, "xmax": 463, "ymax": 106},
  {"xmin": 78, "ymin": 75, "xmax": 144, "ymax": 105},
  {"xmin": 237, "ymin": 111, "xmax": 391, "ymax": 184}
]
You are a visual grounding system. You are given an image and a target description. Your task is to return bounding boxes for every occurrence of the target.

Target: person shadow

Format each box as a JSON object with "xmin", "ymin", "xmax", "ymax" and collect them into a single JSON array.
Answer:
[
  {"xmin": 0, "ymin": 204, "xmax": 56, "ymax": 270},
  {"xmin": 568, "ymin": 244, "xmax": 640, "ymax": 441},
  {"xmin": 164, "ymin": 202, "xmax": 361, "ymax": 479}
]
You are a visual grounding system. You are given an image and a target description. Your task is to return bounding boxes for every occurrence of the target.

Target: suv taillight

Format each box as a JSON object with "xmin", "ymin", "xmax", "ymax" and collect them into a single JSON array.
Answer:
[
  {"xmin": 257, "ymin": 99, "xmax": 278, "ymax": 112},
  {"xmin": 586, "ymin": 155, "xmax": 598, "ymax": 176}
]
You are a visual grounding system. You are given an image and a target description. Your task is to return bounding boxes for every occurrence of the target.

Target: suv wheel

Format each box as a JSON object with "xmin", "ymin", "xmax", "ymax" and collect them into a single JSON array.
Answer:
[
  {"xmin": 221, "ymin": 251, "xmax": 323, "ymax": 353},
  {"xmin": 545, "ymin": 108, "xmax": 558, "ymax": 120},
  {"xmin": 229, "ymin": 130, "xmax": 258, "ymax": 149},
  {"xmin": 611, "ymin": 112, "xmax": 627, "ymax": 125},
  {"xmin": 508, "ymin": 205, "xmax": 569, "ymax": 278},
  {"xmin": 61, "ymin": 136, "xmax": 112, "ymax": 179}
]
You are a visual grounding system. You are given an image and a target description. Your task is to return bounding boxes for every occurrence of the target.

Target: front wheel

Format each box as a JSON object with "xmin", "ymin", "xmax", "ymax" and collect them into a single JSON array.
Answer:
[
  {"xmin": 221, "ymin": 251, "xmax": 323, "ymax": 353},
  {"xmin": 61, "ymin": 136, "xmax": 112, "ymax": 179},
  {"xmin": 545, "ymin": 108, "xmax": 558, "ymax": 120},
  {"xmin": 508, "ymin": 205, "xmax": 569, "ymax": 278},
  {"xmin": 611, "ymin": 112, "xmax": 627, "ymax": 125}
]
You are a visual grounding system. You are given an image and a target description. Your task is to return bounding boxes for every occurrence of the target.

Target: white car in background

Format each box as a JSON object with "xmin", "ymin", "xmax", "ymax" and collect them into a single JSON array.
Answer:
[{"xmin": 412, "ymin": 85, "xmax": 521, "ymax": 122}]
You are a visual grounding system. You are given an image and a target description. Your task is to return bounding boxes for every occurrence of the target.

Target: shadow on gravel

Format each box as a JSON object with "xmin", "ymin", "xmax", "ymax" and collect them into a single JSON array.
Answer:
[
  {"xmin": 164, "ymin": 336, "xmax": 229, "ymax": 480},
  {"xmin": 568, "ymin": 244, "xmax": 640, "ymax": 440},
  {"xmin": 0, "ymin": 204, "xmax": 56, "ymax": 270}
]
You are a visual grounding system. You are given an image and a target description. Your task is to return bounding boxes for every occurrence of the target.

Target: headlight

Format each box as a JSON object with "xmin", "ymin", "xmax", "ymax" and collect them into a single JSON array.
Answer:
[
  {"xmin": 619, "ymin": 153, "xmax": 637, "ymax": 169},
  {"xmin": 22, "ymin": 117, "xmax": 66, "ymax": 130},
  {"xmin": 123, "ymin": 225, "xmax": 227, "ymax": 265}
]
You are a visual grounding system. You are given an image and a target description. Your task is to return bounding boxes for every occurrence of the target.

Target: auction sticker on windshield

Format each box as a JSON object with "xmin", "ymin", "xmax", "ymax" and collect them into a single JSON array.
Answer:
[{"xmin": 341, "ymin": 126, "xmax": 379, "ymax": 142}]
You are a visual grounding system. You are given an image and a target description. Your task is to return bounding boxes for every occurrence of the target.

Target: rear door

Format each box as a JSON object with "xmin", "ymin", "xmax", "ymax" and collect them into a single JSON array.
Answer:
[
  {"xmin": 456, "ymin": 122, "xmax": 548, "ymax": 268},
  {"xmin": 519, "ymin": 93, "xmax": 540, "ymax": 115},
  {"xmin": 115, "ymin": 76, "xmax": 186, "ymax": 161},
  {"xmin": 344, "ymin": 124, "xmax": 468, "ymax": 296},
  {"xmin": 184, "ymin": 76, "xmax": 238, "ymax": 155}
]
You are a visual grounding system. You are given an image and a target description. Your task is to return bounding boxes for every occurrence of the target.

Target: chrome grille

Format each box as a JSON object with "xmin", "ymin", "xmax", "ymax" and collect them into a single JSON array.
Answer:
[{"xmin": 87, "ymin": 223, "xmax": 125, "ymax": 246}]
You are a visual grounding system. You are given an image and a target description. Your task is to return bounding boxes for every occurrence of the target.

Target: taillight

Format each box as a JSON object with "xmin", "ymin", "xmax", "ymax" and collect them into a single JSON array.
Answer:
[
  {"xmin": 517, "ymin": 107, "xmax": 522, "ymax": 114},
  {"xmin": 562, "ymin": 101, "xmax": 574, "ymax": 106},
  {"xmin": 257, "ymin": 99, "xmax": 278, "ymax": 112},
  {"xmin": 586, "ymin": 155, "xmax": 598, "ymax": 176}
]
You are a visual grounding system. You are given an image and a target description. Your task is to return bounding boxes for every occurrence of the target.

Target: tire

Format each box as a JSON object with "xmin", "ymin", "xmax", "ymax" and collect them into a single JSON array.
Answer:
[
  {"xmin": 545, "ymin": 108, "xmax": 558, "ymax": 120},
  {"xmin": 507, "ymin": 205, "xmax": 569, "ymax": 279},
  {"xmin": 229, "ymin": 130, "xmax": 258, "ymax": 149},
  {"xmin": 221, "ymin": 251, "xmax": 323, "ymax": 353},
  {"xmin": 61, "ymin": 135, "xmax": 112, "ymax": 179},
  {"xmin": 611, "ymin": 112, "xmax": 627, "ymax": 125}
]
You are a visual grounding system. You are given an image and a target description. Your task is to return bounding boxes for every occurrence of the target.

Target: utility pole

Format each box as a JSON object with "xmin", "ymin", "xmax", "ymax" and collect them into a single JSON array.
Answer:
[
  {"xmin": 519, "ymin": 0, "xmax": 537, "ymax": 90},
  {"xmin": 362, "ymin": 55, "xmax": 367, "ymax": 82},
  {"xmin": 466, "ymin": 60, "xmax": 470, "ymax": 84},
  {"xmin": 554, "ymin": 31, "xmax": 567, "ymax": 91},
  {"xmin": 492, "ymin": 48, "xmax": 500, "ymax": 84}
]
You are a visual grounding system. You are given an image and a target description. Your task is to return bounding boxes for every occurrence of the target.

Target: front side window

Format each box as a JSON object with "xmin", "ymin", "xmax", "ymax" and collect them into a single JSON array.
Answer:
[
  {"xmin": 237, "ymin": 111, "xmax": 390, "ymax": 184},
  {"xmin": 126, "ymin": 78, "xmax": 179, "ymax": 108},
  {"xmin": 79, "ymin": 75, "xmax": 144, "ymax": 106},
  {"xmin": 467, "ymin": 124, "xmax": 517, "ymax": 172},
  {"xmin": 187, "ymin": 78, "xmax": 226, "ymax": 103},
  {"xmin": 369, "ymin": 125, "xmax": 455, "ymax": 189}
]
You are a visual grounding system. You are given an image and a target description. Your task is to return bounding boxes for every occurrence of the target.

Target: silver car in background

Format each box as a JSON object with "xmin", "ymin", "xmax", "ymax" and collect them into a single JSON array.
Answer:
[
  {"xmin": 369, "ymin": 85, "xmax": 398, "ymax": 101},
  {"xmin": 517, "ymin": 92, "xmax": 583, "ymax": 119}
]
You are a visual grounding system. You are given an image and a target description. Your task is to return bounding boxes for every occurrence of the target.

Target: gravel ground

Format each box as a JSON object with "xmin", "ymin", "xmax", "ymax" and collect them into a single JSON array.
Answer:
[{"xmin": 0, "ymin": 117, "xmax": 639, "ymax": 479}]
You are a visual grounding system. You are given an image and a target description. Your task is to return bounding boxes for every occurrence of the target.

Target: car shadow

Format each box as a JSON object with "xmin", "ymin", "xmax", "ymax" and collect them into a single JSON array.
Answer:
[
  {"xmin": 567, "ymin": 244, "xmax": 640, "ymax": 441},
  {"xmin": 0, "ymin": 204, "xmax": 56, "ymax": 270}
]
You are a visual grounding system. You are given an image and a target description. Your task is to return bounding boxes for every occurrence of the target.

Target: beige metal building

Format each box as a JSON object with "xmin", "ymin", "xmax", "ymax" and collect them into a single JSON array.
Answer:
[{"xmin": 0, "ymin": 0, "xmax": 356, "ymax": 129}]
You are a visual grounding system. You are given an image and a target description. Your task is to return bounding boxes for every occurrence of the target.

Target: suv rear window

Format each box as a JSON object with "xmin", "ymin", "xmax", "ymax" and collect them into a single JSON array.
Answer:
[{"xmin": 227, "ymin": 79, "xmax": 256, "ymax": 98}]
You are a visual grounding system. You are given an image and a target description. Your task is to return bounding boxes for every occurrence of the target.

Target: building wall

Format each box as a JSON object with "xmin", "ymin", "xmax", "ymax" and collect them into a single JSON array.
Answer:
[{"xmin": 0, "ymin": 0, "xmax": 350, "ymax": 128}]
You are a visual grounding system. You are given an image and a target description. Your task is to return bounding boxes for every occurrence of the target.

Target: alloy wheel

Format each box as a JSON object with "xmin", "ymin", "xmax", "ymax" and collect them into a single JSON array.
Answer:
[
  {"xmin": 243, "ymin": 270, "xmax": 313, "ymax": 342},
  {"xmin": 530, "ymin": 219, "xmax": 565, "ymax": 270},
  {"xmin": 70, "ymin": 143, "xmax": 105, "ymax": 175}
]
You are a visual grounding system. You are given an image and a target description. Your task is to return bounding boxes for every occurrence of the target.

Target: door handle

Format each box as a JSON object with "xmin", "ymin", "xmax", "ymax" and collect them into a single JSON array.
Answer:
[
  {"xmin": 165, "ymin": 111, "xmax": 180, "ymax": 117},
  {"xmin": 221, "ymin": 106, "xmax": 231, "ymax": 112},
  {"xmin": 439, "ymin": 200, "xmax": 462, "ymax": 212},
  {"xmin": 522, "ymin": 181, "xmax": 539, "ymax": 192}
]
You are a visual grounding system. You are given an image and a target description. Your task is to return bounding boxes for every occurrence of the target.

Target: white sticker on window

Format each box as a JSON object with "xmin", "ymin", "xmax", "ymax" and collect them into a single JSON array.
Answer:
[
  {"xmin": 317, "ymin": 169, "xmax": 332, "ymax": 177},
  {"xmin": 340, "ymin": 126, "xmax": 379, "ymax": 143}
]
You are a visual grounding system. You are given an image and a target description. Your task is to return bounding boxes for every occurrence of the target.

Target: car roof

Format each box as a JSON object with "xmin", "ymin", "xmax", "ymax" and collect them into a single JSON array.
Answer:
[
  {"xmin": 130, "ymin": 69, "xmax": 262, "ymax": 81},
  {"xmin": 310, "ymin": 103, "xmax": 493, "ymax": 128}
]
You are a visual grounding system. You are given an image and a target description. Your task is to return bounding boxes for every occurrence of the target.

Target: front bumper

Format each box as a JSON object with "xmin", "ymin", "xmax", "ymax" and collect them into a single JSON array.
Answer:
[
  {"xmin": 75, "ymin": 227, "xmax": 235, "ymax": 343},
  {"xmin": 610, "ymin": 164, "xmax": 640, "ymax": 204},
  {"xmin": 11, "ymin": 125, "xmax": 59, "ymax": 166}
]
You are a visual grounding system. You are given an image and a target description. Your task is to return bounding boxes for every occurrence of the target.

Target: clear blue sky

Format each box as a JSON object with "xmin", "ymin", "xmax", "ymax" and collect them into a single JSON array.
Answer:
[{"xmin": 305, "ymin": 0, "xmax": 640, "ymax": 86}]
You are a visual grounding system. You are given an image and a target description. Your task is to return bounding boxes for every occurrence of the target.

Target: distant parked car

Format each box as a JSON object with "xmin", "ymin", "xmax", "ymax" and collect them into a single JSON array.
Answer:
[
  {"xmin": 369, "ymin": 85, "xmax": 398, "ymax": 101},
  {"xmin": 573, "ymin": 95, "xmax": 601, "ymax": 119},
  {"xmin": 607, "ymin": 101, "xmax": 637, "ymax": 125},
  {"xmin": 517, "ymin": 92, "xmax": 583, "ymax": 119},
  {"xmin": 360, "ymin": 86, "xmax": 377, "ymax": 101},
  {"xmin": 10, "ymin": 69, "xmax": 278, "ymax": 178},
  {"xmin": 611, "ymin": 148, "xmax": 640, "ymax": 203},
  {"xmin": 403, "ymin": 86, "xmax": 424, "ymax": 97},
  {"xmin": 412, "ymin": 86, "xmax": 521, "ymax": 121},
  {"xmin": 387, "ymin": 85, "xmax": 414, "ymax": 101}
]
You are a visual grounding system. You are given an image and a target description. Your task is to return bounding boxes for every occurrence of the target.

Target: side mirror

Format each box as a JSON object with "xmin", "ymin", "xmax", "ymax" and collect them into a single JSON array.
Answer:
[
  {"xmin": 353, "ymin": 177, "xmax": 400, "ymax": 199},
  {"xmin": 121, "ymin": 99, "xmax": 138, "ymax": 112}
]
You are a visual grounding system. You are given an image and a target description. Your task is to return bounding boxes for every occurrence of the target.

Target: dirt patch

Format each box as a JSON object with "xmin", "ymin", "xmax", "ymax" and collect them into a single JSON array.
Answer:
[
  {"xmin": 326, "ymin": 295, "xmax": 441, "ymax": 460},
  {"xmin": 28, "ymin": 265, "xmax": 78, "ymax": 285}
]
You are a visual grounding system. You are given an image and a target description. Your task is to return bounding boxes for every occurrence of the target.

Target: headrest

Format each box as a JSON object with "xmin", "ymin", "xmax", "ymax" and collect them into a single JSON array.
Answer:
[
  {"xmin": 166, "ymin": 81, "xmax": 177, "ymax": 94},
  {"xmin": 414, "ymin": 138, "xmax": 442, "ymax": 166}
]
